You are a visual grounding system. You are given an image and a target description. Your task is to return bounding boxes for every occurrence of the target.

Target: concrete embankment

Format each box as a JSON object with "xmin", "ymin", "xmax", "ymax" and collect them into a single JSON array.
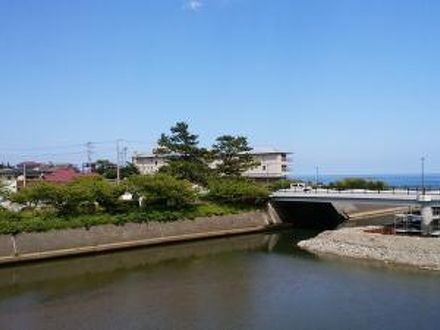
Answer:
[
  {"xmin": 0, "ymin": 233, "xmax": 276, "ymax": 289},
  {"xmin": 0, "ymin": 211, "xmax": 282, "ymax": 265},
  {"xmin": 298, "ymin": 226, "xmax": 440, "ymax": 271}
]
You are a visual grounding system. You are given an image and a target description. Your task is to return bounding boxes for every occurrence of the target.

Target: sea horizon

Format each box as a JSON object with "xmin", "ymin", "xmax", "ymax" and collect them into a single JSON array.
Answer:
[{"xmin": 293, "ymin": 173, "xmax": 440, "ymax": 188}]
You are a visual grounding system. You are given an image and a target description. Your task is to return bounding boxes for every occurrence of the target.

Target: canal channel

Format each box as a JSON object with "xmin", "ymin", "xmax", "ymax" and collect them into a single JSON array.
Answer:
[{"xmin": 0, "ymin": 225, "xmax": 439, "ymax": 330}]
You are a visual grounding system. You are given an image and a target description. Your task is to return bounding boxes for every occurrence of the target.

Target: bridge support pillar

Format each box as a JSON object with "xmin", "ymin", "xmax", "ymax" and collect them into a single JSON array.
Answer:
[
  {"xmin": 418, "ymin": 195, "xmax": 433, "ymax": 236},
  {"xmin": 421, "ymin": 206, "xmax": 433, "ymax": 236},
  {"xmin": 267, "ymin": 202, "xmax": 283, "ymax": 225}
]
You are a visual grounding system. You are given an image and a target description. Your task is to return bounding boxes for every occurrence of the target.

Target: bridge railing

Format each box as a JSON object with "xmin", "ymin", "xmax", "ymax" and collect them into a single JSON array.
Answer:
[{"xmin": 274, "ymin": 187, "xmax": 440, "ymax": 196}]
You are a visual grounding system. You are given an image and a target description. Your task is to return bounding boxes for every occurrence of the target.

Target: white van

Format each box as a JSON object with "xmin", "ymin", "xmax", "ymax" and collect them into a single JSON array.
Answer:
[{"xmin": 290, "ymin": 182, "xmax": 312, "ymax": 192}]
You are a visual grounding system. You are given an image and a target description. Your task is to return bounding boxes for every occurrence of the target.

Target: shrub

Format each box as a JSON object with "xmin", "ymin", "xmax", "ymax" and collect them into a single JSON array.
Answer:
[
  {"xmin": 158, "ymin": 160, "xmax": 213, "ymax": 186},
  {"xmin": 328, "ymin": 178, "xmax": 389, "ymax": 190},
  {"xmin": 127, "ymin": 174, "xmax": 196, "ymax": 208},
  {"xmin": 206, "ymin": 178, "xmax": 269, "ymax": 205}
]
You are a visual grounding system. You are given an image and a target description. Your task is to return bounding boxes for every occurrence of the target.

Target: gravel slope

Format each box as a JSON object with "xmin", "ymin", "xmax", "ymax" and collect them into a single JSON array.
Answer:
[{"xmin": 298, "ymin": 227, "xmax": 440, "ymax": 271}]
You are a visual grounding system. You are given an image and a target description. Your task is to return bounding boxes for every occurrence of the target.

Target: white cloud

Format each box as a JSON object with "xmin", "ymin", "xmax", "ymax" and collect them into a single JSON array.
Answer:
[{"xmin": 186, "ymin": 0, "xmax": 203, "ymax": 12}]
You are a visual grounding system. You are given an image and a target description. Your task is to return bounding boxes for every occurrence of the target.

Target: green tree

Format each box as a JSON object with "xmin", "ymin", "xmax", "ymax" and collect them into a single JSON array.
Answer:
[
  {"xmin": 127, "ymin": 174, "xmax": 196, "ymax": 208},
  {"xmin": 11, "ymin": 182, "xmax": 62, "ymax": 208},
  {"xmin": 94, "ymin": 159, "xmax": 117, "ymax": 179},
  {"xmin": 212, "ymin": 135, "xmax": 258, "ymax": 177},
  {"xmin": 156, "ymin": 122, "xmax": 198, "ymax": 158},
  {"xmin": 94, "ymin": 159, "xmax": 139, "ymax": 179},
  {"xmin": 11, "ymin": 177, "xmax": 126, "ymax": 215},
  {"xmin": 158, "ymin": 160, "xmax": 214, "ymax": 185},
  {"xmin": 155, "ymin": 122, "xmax": 212, "ymax": 184},
  {"xmin": 11, "ymin": 181, "xmax": 95, "ymax": 214},
  {"xmin": 68, "ymin": 176, "xmax": 126, "ymax": 213},
  {"xmin": 120, "ymin": 162, "xmax": 140, "ymax": 178}
]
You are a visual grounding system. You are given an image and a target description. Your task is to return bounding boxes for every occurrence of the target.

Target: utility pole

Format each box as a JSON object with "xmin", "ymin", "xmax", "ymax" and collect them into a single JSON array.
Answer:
[
  {"xmin": 315, "ymin": 166, "xmax": 319, "ymax": 187},
  {"xmin": 85, "ymin": 142, "xmax": 94, "ymax": 173},
  {"xmin": 421, "ymin": 156, "xmax": 426, "ymax": 195},
  {"xmin": 23, "ymin": 163, "xmax": 27, "ymax": 188},
  {"xmin": 116, "ymin": 139, "xmax": 123, "ymax": 184},
  {"xmin": 123, "ymin": 147, "xmax": 128, "ymax": 165}
]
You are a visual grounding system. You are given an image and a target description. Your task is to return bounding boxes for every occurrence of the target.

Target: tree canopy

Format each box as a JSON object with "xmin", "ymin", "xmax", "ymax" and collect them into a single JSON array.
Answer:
[
  {"xmin": 155, "ymin": 122, "xmax": 212, "ymax": 184},
  {"xmin": 206, "ymin": 178, "xmax": 269, "ymax": 205},
  {"xmin": 212, "ymin": 135, "xmax": 258, "ymax": 177},
  {"xmin": 127, "ymin": 174, "xmax": 196, "ymax": 208},
  {"xmin": 94, "ymin": 159, "xmax": 139, "ymax": 179},
  {"xmin": 10, "ymin": 176, "xmax": 126, "ymax": 214},
  {"xmin": 156, "ymin": 122, "xmax": 206, "ymax": 160}
]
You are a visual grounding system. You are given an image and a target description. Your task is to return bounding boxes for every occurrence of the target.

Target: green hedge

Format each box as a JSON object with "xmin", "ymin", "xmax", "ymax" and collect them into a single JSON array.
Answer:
[
  {"xmin": 206, "ymin": 178, "xmax": 269, "ymax": 205},
  {"xmin": 0, "ymin": 202, "xmax": 258, "ymax": 235}
]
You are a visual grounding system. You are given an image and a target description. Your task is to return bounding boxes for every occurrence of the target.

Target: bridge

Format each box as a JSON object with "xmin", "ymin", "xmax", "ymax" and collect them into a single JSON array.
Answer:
[{"xmin": 270, "ymin": 188, "xmax": 440, "ymax": 234}]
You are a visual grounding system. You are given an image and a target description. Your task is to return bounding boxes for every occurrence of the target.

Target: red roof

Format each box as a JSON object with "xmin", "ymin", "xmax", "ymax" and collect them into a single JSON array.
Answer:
[{"xmin": 44, "ymin": 168, "xmax": 81, "ymax": 184}]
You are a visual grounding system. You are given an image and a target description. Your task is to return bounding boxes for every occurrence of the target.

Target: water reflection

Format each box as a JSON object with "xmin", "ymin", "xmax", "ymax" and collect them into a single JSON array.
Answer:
[
  {"xmin": 0, "ymin": 229, "xmax": 439, "ymax": 330},
  {"xmin": 0, "ymin": 231, "xmax": 321, "ymax": 301}
]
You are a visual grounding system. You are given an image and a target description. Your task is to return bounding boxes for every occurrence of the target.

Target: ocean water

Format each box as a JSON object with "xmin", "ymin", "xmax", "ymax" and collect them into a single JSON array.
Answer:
[{"xmin": 295, "ymin": 174, "xmax": 440, "ymax": 189}]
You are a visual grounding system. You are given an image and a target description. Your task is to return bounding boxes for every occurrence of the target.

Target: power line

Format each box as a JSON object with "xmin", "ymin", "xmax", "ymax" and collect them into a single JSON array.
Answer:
[
  {"xmin": 0, "ymin": 143, "xmax": 85, "ymax": 152},
  {"xmin": 2, "ymin": 151, "xmax": 85, "ymax": 158},
  {"xmin": 0, "ymin": 140, "xmax": 120, "ymax": 152},
  {"xmin": 0, "ymin": 138, "xmax": 149, "ymax": 166}
]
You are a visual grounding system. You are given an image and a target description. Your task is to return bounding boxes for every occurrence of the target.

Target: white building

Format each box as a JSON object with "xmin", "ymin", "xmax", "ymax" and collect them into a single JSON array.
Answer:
[
  {"xmin": 243, "ymin": 148, "xmax": 291, "ymax": 180},
  {"xmin": 132, "ymin": 148, "xmax": 291, "ymax": 180},
  {"xmin": 132, "ymin": 153, "xmax": 167, "ymax": 175}
]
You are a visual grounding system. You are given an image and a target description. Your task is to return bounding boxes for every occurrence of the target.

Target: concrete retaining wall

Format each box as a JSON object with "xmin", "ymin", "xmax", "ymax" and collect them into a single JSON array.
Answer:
[{"xmin": 0, "ymin": 211, "xmax": 272, "ymax": 265}]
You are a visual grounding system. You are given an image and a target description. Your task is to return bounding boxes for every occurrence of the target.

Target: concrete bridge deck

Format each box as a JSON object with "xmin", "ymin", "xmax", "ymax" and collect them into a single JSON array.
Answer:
[
  {"xmin": 270, "ymin": 189, "xmax": 440, "ymax": 234},
  {"xmin": 271, "ymin": 189, "xmax": 440, "ymax": 206}
]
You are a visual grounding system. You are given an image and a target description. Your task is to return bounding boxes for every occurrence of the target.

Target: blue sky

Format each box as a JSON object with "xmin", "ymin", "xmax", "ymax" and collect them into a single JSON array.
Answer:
[{"xmin": 0, "ymin": 0, "xmax": 439, "ymax": 175}]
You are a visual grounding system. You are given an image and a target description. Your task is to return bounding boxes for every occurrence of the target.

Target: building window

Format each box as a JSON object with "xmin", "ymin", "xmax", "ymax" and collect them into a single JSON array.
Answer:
[
  {"xmin": 262, "ymin": 165, "xmax": 266, "ymax": 171},
  {"xmin": 282, "ymin": 165, "xmax": 288, "ymax": 172}
]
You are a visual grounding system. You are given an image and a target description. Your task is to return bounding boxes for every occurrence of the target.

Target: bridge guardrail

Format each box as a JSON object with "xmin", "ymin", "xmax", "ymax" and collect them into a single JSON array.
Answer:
[{"xmin": 274, "ymin": 187, "xmax": 440, "ymax": 196}]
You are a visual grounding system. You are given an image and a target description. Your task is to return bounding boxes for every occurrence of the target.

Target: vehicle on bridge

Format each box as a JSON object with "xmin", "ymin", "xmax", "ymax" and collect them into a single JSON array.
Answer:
[{"xmin": 289, "ymin": 182, "xmax": 313, "ymax": 192}]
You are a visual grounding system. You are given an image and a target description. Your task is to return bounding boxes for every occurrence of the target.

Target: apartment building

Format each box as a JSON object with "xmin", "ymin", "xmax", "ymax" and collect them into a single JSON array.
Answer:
[
  {"xmin": 244, "ymin": 148, "xmax": 291, "ymax": 180},
  {"xmin": 132, "ymin": 152, "xmax": 167, "ymax": 175},
  {"xmin": 133, "ymin": 148, "xmax": 291, "ymax": 180}
]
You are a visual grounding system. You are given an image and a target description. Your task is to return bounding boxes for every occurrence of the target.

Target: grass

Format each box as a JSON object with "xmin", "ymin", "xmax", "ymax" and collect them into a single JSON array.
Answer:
[{"xmin": 0, "ymin": 202, "xmax": 261, "ymax": 235}]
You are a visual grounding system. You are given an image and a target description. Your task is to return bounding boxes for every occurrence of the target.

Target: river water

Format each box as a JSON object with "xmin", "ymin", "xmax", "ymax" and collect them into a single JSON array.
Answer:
[{"xmin": 0, "ymin": 229, "xmax": 439, "ymax": 330}]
